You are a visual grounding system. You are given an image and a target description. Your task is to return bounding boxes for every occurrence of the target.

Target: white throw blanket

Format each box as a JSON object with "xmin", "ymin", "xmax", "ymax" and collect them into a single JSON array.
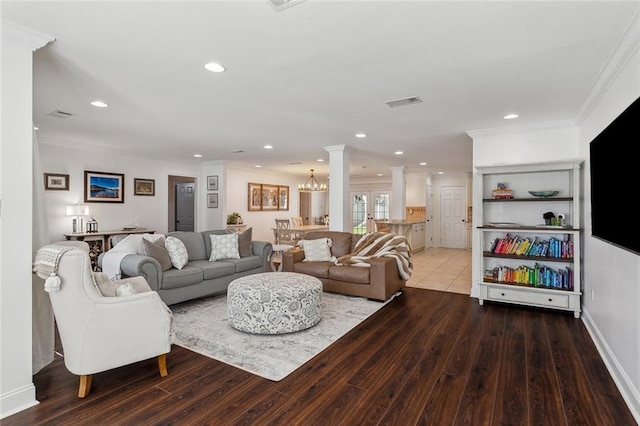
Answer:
[
  {"xmin": 33, "ymin": 244, "xmax": 79, "ymax": 292},
  {"xmin": 334, "ymin": 232, "xmax": 413, "ymax": 280},
  {"xmin": 101, "ymin": 233, "xmax": 165, "ymax": 280}
]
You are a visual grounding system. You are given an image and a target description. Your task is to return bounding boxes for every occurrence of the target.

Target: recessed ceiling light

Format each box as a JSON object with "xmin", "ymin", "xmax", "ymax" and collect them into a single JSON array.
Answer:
[
  {"xmin": 419, "ymin": 162, "xmax": 427, "ymax": 166},
  {"xmin": 33, "ymin": 126, "xmax": 39, "ymax": 130},
  {"xmin": 255, "ymin": 165, "xmax": 262, "ymax": 168},
  {"xmin": 90, "ymin": 100, "xmax": 108, "ymax": 108},
  {"xmin": 437, "ymin": 171, "xmax": 444, "ymax": 175},
  {"xmin": 193, "ymin": 154, "xmax": 202, "ymax": 158},
  {"xmin": 355, "ymin": 133, "xmax": 367, "ymax": 138},
  {"xmin": 395, "ymin": 151, "xmax": 404, "ymax": 155},
  {"xmin": 504, "ymin": 113, "xmax": 519, "ymax": 119},
  {"xmin": 204, "ymin": 62, "xmax": 226, "ymax": 73},
  {"xmin": 264, "ymin": 145, "xmax": 273, "ymax": 149},
  {"xmin": 316, "ymin": 159, "xmax": 324, "ymax": 162},
  {"xmin": 377, "ymin": 173, "xmax": 383, "ymax": 177}
]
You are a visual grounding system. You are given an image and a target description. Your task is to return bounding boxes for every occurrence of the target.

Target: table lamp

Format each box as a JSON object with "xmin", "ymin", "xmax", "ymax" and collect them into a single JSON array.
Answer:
[{"xmin": 66, "ymin": 204, "xmax": 90, "ymax": 233}]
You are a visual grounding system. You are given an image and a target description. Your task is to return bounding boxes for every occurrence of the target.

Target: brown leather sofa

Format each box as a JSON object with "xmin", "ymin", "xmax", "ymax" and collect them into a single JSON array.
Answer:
[{"xmin": 281, "ymin": 231, "xmax": 406, "ymax": 301}]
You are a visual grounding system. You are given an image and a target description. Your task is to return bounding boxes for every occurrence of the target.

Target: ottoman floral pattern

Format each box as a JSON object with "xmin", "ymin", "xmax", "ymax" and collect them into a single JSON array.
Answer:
[{"xmin": 227, "ymin": 272, "xmax": 322, "ymax": 334}]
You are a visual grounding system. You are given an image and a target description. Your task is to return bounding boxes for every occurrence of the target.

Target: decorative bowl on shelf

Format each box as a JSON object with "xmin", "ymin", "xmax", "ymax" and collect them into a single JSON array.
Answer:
[{"xmin": 528, "ymin": 190, "xmax": 559, "ymax": 198}]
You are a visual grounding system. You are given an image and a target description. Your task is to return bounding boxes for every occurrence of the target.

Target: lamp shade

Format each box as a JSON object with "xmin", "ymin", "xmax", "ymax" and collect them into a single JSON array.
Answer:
[{"xmin": 66, "ymin": 204, "xmax": 90, "ymax": 216}]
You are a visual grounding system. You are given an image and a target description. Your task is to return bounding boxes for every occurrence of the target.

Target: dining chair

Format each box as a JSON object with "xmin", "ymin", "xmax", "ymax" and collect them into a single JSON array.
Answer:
[
  {"xmin": 291, "ymin": 216, "xmax": 304, "ymax": 227},
  {"xmin": 275, "ymin": 218, "xmax": 296, "ymax": 245}
]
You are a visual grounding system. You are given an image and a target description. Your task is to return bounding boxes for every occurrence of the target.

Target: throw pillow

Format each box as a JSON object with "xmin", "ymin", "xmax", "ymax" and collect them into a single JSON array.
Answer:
[
  {"xmin": 238, "ymin": 227, "xmax": 253, "ymax": 257},
  {"xmin": 298, "ymin": 238, "xmax": 334, "ymax": 262},
  {"xmin": 209, "ymin": 233, "xmax": 240, "ymax": 261},
  {"xmin": 165, "ymin": 236, "xmax": 189, "ymax": 270},
  {"xmin": 142, "ymin": 238, "xmax": 173, "ymax": 271}
]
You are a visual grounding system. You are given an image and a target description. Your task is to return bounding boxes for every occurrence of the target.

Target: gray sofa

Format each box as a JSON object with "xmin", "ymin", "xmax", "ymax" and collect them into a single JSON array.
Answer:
[{"xmin": 99, "ymin": 230, "xmax": 272, "ymax": 305}]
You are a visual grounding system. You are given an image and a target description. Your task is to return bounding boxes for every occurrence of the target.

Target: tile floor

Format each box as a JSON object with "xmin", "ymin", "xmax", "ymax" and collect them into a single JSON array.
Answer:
[{"xmin": 406, "ymin": 247, "xmax": 472, "ymax": 295}]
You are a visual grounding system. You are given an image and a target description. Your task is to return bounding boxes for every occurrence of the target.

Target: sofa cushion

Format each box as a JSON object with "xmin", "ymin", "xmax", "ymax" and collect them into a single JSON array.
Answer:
[
  {"xmin": 161, "ymin": 265, "xmax": 204, "ymax": 290},
  {"xmin": 202, "ymin": 229, "xmax": 233, "ymax": 259},
  {"xmin": 238, "ymin": 227, "xmax": 253, "ymax": 257},
  {"xmin": 302, "ymin": 231, "xmax": 352, "ymax": 257},
  {"xmin": 209, "ymin": 233, "xmax": 240, "ymax": 261},
  {"xmin": 165, "ymin": 236, "xmax": 189, "ymax": 270},
  {"xmin": 142, "ymin": 238, "xmax": 173, "ymax": 271},
  {"xmin": 292, "ymin": 260, "xmax": 332, "ymax": 279},
  {"xmin": 329, "ymin": 265, "xmax": 370, "ymax": 284},
  {"xmin": 217, "ymin": 255, "xmax": 263, "ymax": 273},
  {"xmin": 189, "ymin": 260, "xmax": 236, "ymax": 280},
  {"xmin": 297, "ymin": 238, "xmax": 334, "ymax": 262},
  {"xmin": 169, "ymin": 232, "xmax": 208, "ymax": 261}
]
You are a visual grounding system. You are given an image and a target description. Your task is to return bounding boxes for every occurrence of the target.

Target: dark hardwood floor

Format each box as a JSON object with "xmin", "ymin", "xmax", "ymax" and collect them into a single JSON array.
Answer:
[{"xmin": 5, "ymin": 287, "xmax": 636, "ymax": 425}]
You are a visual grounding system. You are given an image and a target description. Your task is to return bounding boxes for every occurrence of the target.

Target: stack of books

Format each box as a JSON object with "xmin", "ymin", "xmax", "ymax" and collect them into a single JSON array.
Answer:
[{"xmin": 491, "ymin": 182, "xmax": 513, "ymax": 199}]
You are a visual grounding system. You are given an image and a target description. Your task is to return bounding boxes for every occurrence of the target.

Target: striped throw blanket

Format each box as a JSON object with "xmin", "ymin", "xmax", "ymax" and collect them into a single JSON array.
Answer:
[{"xmin": 335, "ymin": 232, "xmax": 413, "ymax": 280}]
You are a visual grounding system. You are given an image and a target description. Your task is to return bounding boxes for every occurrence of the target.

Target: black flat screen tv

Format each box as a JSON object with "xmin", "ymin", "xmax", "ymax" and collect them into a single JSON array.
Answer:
[{"xmin": 589, "ymin": 96, "xmax": 640, "ymax": 256}]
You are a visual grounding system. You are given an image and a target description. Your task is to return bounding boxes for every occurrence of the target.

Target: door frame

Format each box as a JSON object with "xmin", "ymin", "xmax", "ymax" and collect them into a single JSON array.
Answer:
[{"xmin": 168, "ymin": 175, "xmax": 196, "ymax": 232}]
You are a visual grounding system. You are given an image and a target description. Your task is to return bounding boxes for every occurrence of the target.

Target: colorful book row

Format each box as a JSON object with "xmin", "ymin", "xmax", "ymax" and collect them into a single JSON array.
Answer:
[
  {"xmin": 483, "ymin": 263, "xmax": 573, "ymax": 289},
  {"xmin": 487, "ymin": 233, "xmax": 573, "ymax": 259}
]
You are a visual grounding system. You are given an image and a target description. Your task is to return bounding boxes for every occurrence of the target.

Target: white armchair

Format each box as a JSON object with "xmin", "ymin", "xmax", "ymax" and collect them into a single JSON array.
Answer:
[{"xmin": 34, "ymin": 241, "xmax": 173, "ymax": 398}]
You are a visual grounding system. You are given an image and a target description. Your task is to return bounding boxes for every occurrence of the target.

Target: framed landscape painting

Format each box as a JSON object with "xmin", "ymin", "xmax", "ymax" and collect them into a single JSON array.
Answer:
[{"xmin": 84, "ymin": 170, "xmax": 125, "ymax": 203}]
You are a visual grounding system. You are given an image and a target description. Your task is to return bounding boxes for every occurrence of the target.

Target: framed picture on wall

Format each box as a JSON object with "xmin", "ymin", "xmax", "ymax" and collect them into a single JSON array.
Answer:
[
  {"xmin": 44, "ymin": 173, "xmax": 69, "ymax": 190},
  {"xmin": 207, "ymin": 175, "xmax": 219, "ymax": 191},
  {"xmin": 261, "ymin": 184, "xmax": 279, "ymax": 211},
  {"xmin": 84, "ymin": 170, "xmax": 125, "ymax": 203},
  {"xmin": 248, "ymin": 182, "xmax": 262, "ymax": 211},
  {"xmin": 278, "ymin": 185, "xmax": 289, "ymax": 210},
  {"xmin": 207, "ymin": 193, "xmax": 219, "ymax": 208},
  {"xmin": 134, "ymin": 178, "xmax": 155, "ymax": 196}
]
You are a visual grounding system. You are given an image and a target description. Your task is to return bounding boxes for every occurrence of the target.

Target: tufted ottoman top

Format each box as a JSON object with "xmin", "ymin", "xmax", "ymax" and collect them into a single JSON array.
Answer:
[{"xmin": 227, "ymin": 272, "xmax": 322, "ymax": 334}]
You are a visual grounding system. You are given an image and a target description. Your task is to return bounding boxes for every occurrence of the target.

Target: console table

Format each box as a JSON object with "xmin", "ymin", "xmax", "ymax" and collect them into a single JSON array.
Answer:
[{"xmin": 64, "ymin": 228, "xmax": 156, "ymax": 271}]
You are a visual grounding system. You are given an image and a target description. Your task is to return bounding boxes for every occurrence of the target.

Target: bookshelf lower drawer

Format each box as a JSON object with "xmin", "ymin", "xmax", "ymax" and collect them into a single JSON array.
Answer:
[{"xmin": 487, "ymin": 286, "xmax": 569, "ymax": 308}]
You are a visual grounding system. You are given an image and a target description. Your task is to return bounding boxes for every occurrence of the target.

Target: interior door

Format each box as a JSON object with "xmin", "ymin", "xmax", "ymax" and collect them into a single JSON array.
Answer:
[
  {"xmin": 175, "ymin": 182, "xmax": 195, "ymax": 231},
  {"xmin": 350, "ymin": 191, "xmax": 390, "ymax": 235},
  {"xmin": 440, "ymin": 185, "xmax": 466, "ymax": 248}
]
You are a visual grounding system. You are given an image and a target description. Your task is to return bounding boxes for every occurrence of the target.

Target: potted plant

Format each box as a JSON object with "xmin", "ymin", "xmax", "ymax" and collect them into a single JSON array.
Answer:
[{"xmin": 227, "ymin": 212, "xmax": 242, "ymax": 225}]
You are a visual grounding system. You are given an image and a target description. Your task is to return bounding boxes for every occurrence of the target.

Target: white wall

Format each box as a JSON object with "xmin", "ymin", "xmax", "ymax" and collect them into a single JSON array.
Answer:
[
  {"xmin": 39, "ymin": 141, "xmax": 202, "ymax": 241},
  {"xmin": 406, "ymin": 172, "xmax": 428, "ymax": 206},
  {"xmin": 226, "ymin": 166, "xmax": 302, "ymax": 243},
  {"xmin": 578, "ymin": 15, "xmax": 640, "ymax": 420}
]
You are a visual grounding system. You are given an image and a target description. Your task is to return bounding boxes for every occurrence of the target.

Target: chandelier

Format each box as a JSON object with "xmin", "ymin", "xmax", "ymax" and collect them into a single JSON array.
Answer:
[{"xmin": 298, "ymin": 169, "xmax": 327, "ymax": 192}]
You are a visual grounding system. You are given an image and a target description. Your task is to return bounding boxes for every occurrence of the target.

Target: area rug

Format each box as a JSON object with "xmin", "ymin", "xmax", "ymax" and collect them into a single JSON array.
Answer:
[{"xmin": 171, "ymin": 291, "xmax": 401, "ymax": 381}]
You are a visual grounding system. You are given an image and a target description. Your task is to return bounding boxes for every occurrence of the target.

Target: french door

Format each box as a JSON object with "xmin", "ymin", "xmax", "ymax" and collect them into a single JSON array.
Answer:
[{"xmin": 350, "ymin": 191, "xmax": 391, "ymax": 235}]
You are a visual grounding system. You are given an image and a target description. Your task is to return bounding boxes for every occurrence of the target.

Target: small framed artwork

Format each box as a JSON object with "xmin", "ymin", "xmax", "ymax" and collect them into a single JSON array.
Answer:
[
  {"xmin": 207, "ymin": 193, "xmax": 219, "ymax": 208},
  {"xmin": 278, "ymin": 185, "xmax": 289, "ymax": 210},
  {"xmin": 261, "ymin": 184, "xmax": 279, "ymax": 211},
  {"xmin": 44, "ymin": 173, "xmax": 69, "ymax": 190},
  {"xmin": 134, "ymin": 178, "xmax": 155, "ymax": 196},
  {"xmin": 84, "ymin": 170, "xmax": 125, "ymax": 203},
  {"xmin": 207, "ymin": 175, "xmax": 219, "ymax": 191},
  {"xmin": 248, "ymin": 182, "xmax": 262, "ymax": 211}
]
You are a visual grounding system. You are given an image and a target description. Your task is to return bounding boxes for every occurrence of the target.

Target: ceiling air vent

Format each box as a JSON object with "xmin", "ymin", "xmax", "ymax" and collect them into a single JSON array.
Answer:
[
  {"xmin": 47, "ymin": 110, "xmax": 74, "ymax": 119},
  {"xmin": 385, "ymin": 96, "xmax": 423, "ymax": 108},
  {"xmin": 231, "ymin": 150, "xmax": 245, "ymax": 154},
  {"xmin": 266, "ymin": 0, "xmax": 306, "ymax": 12}
]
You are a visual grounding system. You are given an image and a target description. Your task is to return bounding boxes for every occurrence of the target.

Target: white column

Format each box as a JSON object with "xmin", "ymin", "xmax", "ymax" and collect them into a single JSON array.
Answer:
[
  {"xmin": 324, "ymin": 145, "xmax": 351, "ymax": 232},
  {"xmin": 390, "ymin": 166, "xmax": 406, "ymax": 220},
  {"xmin": 1, "ymin": 21, "xmax": 54, "ymax": 419}
]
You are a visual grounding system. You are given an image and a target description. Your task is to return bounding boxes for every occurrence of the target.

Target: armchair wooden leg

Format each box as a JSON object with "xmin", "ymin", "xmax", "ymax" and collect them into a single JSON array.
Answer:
[
  {"xmin": 78, "ymin": 375, "xmax": 92, "ymax": 398},
  {"xmin": 158, "ymin": 354, "xmax": 168, "ymax": 377}
]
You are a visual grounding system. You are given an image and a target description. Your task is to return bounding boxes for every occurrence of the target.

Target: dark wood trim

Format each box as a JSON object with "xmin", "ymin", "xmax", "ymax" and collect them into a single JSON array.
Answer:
[{"xmin": 167, "ymin": 175, "xmax": 196, "ymax": 232}]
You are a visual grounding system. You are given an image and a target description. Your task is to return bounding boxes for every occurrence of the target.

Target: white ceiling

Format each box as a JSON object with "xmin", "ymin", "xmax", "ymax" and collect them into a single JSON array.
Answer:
[{"xmin": 3, "ymin": 1, "xmax": 638, "ymax": 181}]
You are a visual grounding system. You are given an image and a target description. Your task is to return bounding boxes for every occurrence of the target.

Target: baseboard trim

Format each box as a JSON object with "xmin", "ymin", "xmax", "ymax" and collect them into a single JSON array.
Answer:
[
  {"xmin": 0, "ymin": 384, "xmax": 39, "ymax": 420},
  {"xmin": 582, "ymin": 307, "xmax": 640, "ymax": 424}
]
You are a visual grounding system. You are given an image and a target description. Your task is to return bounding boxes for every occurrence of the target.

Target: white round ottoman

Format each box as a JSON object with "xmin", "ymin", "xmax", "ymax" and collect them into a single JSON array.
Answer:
[{"xmin": 227, "ymin": 272, "xmax": 322, "ymax": 334}]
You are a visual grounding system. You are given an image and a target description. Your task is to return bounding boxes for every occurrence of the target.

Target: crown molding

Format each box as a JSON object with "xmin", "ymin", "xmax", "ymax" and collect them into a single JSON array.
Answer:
[{"xmin": 1, "ymin": 20, "xmax": 54, "ymax": 51}]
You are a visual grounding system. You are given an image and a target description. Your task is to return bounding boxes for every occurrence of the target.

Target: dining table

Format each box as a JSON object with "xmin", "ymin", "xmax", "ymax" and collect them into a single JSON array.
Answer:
[{"xmin": 271, "ymin": 224, "xmax": 329, "ymax": 244}]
